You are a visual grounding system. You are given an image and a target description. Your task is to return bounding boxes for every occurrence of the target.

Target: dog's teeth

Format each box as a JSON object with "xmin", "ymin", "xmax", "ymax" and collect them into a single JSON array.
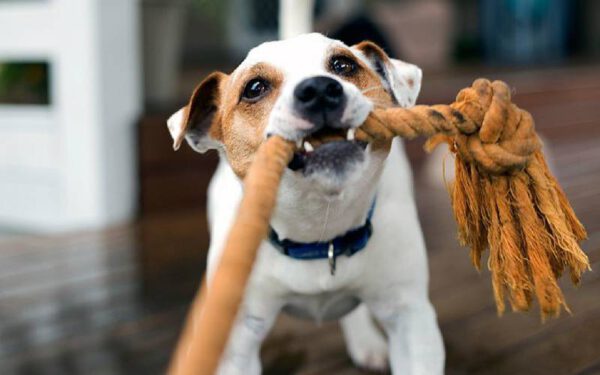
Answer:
[
  {"xmin": 296, "ymin": 139, "xmax": 303, "ymax": 149},
  {"xmin": 347, "ymin": 128, "xmax": 356, "ymax": 141},
  {"xmin": 303, "ymin": 141, "xmax": 314, "ymax": 152}
]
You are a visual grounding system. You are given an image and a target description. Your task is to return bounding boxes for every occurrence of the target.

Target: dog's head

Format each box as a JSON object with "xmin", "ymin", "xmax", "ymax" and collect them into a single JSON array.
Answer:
[{"xmin": 168, "ymin": 33, "xmax": 421, "ymax": 189}]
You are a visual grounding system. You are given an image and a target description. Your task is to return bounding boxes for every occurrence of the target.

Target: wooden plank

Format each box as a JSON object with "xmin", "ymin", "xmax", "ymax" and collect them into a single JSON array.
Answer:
[
  {"xmin": 438, "ymin": 236, "xmax": 600, "ymax": 370},
  {"xmin": 468, "ymin": 309, "xmax": 600, "ymax": 375}
]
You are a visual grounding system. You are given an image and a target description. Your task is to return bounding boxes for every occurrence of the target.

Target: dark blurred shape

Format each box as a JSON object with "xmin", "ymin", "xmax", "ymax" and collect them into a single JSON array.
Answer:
[
  {"xmin": 0, "ymin": 62, "xmax": 50, "ymax": 105},
  {"xmin": 481, "ymin": 0, "xmax": 571, "ymax": 65},
  {"xmin": 330, "ymin": 15, "xmax": 395, "ymax": 57},
  {"xmin": 250, "ymin": 0, "xmax": 279, "ymax": 32}
]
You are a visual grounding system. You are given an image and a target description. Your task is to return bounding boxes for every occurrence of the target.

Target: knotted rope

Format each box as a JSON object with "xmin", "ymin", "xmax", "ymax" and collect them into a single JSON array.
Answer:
[
  {"xmin": 358, "ymin": 79, "xmax": 588, "ymax": 316},
  {"xmin": 168, "ymin": 79, "xmax": 588, "ymax": 375}
]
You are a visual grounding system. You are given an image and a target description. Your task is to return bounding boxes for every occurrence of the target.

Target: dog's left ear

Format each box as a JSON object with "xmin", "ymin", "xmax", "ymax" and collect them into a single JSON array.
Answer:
[
  {"xmin": 352, "ymin": 41, "xmax": 422, "ymax": 107},
  {"xmin": 167, "ymin": 71, "xmax": 227, "ymax": 152}
]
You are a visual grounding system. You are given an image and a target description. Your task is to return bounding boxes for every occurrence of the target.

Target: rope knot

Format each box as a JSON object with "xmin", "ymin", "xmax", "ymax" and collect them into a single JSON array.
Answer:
[
  {"xmin": 450, "ymin": 79, "xmax": 541, "ymax": 174},
  {"xmin": 360, "ymin": 79, "xmax": 542, "ymax": 175}
]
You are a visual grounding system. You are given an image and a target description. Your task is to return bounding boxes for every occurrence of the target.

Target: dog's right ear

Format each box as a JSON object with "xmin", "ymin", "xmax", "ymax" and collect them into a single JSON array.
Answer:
[
  {"xmin": 167, "ymin": 71, "xmax": 227, "ymax": 152},
  {"xmin": 352, "ymin": 41, "xmax": 422, "ymax": 107}
]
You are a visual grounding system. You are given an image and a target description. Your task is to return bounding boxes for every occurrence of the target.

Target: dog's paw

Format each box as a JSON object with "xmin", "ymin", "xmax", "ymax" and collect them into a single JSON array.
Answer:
[{"xmin": 345, "ymin": 328, "xmax": 389, "ymax": 372}]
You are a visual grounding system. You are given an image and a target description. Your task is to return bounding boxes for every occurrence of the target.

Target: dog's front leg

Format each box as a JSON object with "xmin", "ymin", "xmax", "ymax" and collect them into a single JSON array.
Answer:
[
  {"xmin": 216, "ymin": 286, "xmax": 282, "ymax": 375},
  {"xmin": 341, "ymin": 303, "xmax": 389, "ymax": 371},
  {"xmin": 368, "ymin": 296, "xmax": 444, "ymax": 375}
]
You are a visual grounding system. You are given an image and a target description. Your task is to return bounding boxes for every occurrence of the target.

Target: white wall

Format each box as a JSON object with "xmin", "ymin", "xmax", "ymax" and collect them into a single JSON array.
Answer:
[{"xmin": 0, "ymin": 0, "xmax": 142, "ymax": 232}]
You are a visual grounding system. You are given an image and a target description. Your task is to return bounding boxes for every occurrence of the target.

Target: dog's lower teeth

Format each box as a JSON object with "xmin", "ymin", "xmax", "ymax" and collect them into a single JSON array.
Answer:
[
  {"xmin": 347, "ymin": 128, "xmax": 356, "ymax": 141},
  {"xmin": 304, "ymin": 141, "xmax": 314, "ymax": 152}
]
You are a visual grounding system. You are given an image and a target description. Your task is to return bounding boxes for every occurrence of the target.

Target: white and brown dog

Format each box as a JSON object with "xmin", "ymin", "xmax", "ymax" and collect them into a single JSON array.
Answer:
[{"xmin": 167, "ymin": 33, "xmax": 444, "ymax": 375}]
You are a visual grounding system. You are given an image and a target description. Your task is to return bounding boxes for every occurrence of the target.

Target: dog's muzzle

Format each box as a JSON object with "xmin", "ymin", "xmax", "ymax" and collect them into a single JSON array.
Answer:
[{"xmin": 285, "ymin": 76, "xmax": 369, "ymax": 175}]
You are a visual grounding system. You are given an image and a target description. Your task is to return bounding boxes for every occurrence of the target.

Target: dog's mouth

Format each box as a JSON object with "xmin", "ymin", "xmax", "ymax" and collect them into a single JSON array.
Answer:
[{"xmin": 288, "ymin": 127, "xmax": 368, "ymax": 174}]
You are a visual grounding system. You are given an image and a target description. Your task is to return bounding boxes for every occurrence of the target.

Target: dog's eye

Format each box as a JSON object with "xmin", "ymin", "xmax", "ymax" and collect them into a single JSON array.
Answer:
[
  {"xmin": 330, "ymin": 55, "xmax": 357, "ymax": 76},
  {"xmin": 242, "ymin": 78, "xmax": 270, "ymax": 102}
]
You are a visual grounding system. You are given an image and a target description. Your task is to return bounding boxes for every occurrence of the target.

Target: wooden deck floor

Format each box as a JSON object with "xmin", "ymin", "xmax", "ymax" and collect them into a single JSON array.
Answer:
[{"xmin": 1, "ymin": 67, "xmax": 600, "ymax": 374}]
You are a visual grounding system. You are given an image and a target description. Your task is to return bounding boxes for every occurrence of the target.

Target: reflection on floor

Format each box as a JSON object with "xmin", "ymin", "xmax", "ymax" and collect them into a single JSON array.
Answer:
[{"xmin": 2, "ymin": 67, "xmax": 600, "ymax": 375}]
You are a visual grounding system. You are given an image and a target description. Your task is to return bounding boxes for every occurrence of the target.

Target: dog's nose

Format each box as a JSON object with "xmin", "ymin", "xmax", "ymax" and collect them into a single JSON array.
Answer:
[{"xmin": 294, "ymin": 76, "xmax": 344, "ymax": 114}]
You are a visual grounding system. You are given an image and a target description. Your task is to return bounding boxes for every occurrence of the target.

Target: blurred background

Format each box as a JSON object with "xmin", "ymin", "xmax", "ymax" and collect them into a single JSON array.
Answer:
[{"xmin": 1, "ymin": 0, "xmax": 599, "ymax": 374}]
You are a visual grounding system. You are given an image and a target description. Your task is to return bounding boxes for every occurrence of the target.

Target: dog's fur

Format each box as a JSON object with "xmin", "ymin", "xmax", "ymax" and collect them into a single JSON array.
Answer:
[{"xmin": 168, "ymin": 33, "xmax": 444, "ymax": 374}]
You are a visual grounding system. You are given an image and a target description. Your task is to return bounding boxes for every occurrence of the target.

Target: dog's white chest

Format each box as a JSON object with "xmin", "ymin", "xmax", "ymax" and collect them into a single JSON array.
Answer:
[{"xmin": 282, "ymin": 292, "xmax": 361, "ymax": 323}]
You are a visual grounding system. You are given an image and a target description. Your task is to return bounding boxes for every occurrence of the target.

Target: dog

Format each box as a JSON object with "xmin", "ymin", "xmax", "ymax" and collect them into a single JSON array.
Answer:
[{"xmin": 167, "ymin": 33, "xmax": 444, "ymax": 375}]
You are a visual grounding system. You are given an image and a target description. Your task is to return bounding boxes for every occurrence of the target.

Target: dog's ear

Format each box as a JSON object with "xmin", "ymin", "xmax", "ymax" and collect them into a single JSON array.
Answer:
[
  {"xmin": 352, "ymin": 41, "xmax": 422, "ymax": 107},
  {"xmin": 167, "ymin": 71, "xmax": 227, "ymax": 152}
]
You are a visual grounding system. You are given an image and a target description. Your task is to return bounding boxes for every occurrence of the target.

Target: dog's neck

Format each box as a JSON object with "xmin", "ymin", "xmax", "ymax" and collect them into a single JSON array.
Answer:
[
  {"xmin": 268, "ymin": 151, "xmax": 387, "ymax": 243},
  {"xmin": 219, "ymin": 146, "xmax": 388, "ymax": 244}
]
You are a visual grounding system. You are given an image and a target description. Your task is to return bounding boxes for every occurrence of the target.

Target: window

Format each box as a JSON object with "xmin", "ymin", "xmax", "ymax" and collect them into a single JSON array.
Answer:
[{"xmin": 0, "ymin": 62, "xmax": 50, "ymax": 105}]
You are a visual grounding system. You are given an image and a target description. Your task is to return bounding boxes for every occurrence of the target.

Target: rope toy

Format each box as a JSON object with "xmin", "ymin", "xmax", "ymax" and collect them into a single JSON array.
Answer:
[
  {"xmin": 359, "ymin": 79, "xmax": 589, "ymax": 316},
  {"xmin": 168, "ymin": 79, "xmax": 588, "ymax": 375}
]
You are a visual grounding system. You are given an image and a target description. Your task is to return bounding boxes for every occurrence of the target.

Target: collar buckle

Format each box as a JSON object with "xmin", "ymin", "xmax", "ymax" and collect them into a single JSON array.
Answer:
[{"xmin": 328, "ymin": 242, "xmax": 336, "ymax": 276}]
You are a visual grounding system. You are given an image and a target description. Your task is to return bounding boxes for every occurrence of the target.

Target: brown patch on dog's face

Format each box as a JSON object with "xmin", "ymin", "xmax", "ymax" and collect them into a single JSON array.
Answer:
[
  {"xmin": 216, "ymin": 63, "xmax": 284, "ymax": 178},
  {"xmin": 323, "ymin": 45, "xmax": 394, "ymax": 152},
  {"xmin": 326, "ymin": 46, "xmax": 395, "ymax": 108}
]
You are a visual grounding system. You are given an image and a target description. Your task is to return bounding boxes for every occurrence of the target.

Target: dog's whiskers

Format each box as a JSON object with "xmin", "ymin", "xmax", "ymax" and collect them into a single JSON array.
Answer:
[
  {"xmin": 361, "ymin": 85, "xmax": 385, "ymax": 94},
  {"xmin": 318, "ymin": 200, "xmax": 332, "ymax": 244}
]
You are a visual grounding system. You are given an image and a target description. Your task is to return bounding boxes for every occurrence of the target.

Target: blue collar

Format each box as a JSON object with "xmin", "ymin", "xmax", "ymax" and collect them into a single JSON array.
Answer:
[{"xmin": 268, "ymin": 200, "xmax": 376, "ymax": 275}]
